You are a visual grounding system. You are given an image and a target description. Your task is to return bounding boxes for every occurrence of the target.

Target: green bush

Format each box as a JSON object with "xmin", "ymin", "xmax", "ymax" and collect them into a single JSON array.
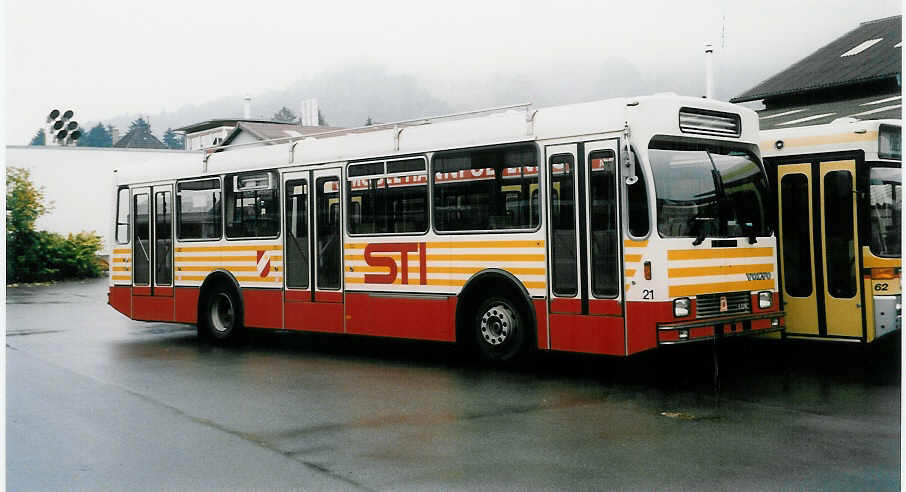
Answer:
[{"xmin": 7, "ymin": 167, "xmax": 104, "ymax": 283}]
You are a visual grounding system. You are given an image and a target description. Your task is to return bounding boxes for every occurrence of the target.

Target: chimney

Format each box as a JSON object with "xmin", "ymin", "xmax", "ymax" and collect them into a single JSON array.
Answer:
[
  {"xmin": 704, "ymin": 43, "xmax": 714, "ymax": 99},
  {"xmin": 243, "ymin": 95, "xmax": 252, "ymax": 119},
  {"xmin": 300, "ymin": 98, "xmax": 318, "ymax": 126}
]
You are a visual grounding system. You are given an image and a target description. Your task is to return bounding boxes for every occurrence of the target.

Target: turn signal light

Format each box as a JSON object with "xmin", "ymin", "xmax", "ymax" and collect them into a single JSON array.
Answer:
[
  {"xmin": 644, "ymin": 261, "xmax": 652, "ymax": 280},
  {"xmin": 871, "ymin": 268, "xmax": 899, "ymax": 280}
]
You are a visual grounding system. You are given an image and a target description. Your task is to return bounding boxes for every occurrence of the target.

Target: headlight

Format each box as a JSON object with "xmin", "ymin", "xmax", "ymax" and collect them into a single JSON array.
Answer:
[
  {"xmin": 674, "ymin": 297, "xmax": 690, "ymax": 317},
  {"xmin": 759, "ymin": 291, "xmax": 773, "ymax": 309}
]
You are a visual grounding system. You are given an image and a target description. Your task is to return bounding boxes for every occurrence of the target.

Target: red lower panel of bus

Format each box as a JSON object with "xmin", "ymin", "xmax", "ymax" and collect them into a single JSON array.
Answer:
[
  {"xmin": 345, "ymin": 292, "xmax": 456, "ymax": 341},
  {"xmin": 132, "ymin": 295, "xmax": 174, "ymax": 322},
  {"xmin": 284, "ymin": 300, "xmax": 344, "ymax": 333},
  {"xmin": 549, "ymin": 314, "xmax": 625, "ymax": 355},
  {"xmin": 533, "ymin": 299, "xmax": 548, "ymax": 349},
  {"xmin": 625, "ymin": 301, "xmax": 674, "ymax": 355},
  {"xmin": 175, "ymin": 288, "xmax": 200, "ymax": 323},
  {"xmin": 242, "ymin": 289, "xmax": 283, "ymax": 329},
  {"xmin": 109, "ymin": 285, "xmax": 131, "ymax": 318}
]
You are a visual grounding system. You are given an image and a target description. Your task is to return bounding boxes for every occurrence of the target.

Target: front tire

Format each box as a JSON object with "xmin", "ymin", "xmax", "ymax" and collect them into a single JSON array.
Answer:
[
  {"xmin": 474, "ymin": 296, "xmax": 529, "ymax": 363},
  {"xmin": 202, "ymin": 287, "xmax": 243, "ymax": 343}
]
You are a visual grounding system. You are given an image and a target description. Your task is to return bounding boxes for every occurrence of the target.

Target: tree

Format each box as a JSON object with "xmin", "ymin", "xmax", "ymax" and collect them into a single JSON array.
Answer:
[
  {"xmin": 364, "ymin": 116, "xmax": 373, "ymax": 126},
  {"xmin": 318, "ymin": 109, "xmax": 328, "ymax": 126},
  {"xmin": 77, "ymin": 123, "xmax": 113, "ymax": 147},
  {"xmin": 7, "ymin": 167, "xmax": 50, "ymax": 241},
  {"xmin": 7, "ymin": 167, "xmax": 51, "ymax": 281},
  {"xmin": 163, "ymin": 128, "xmax": 184, "ymax": 149},
  {"xmin": 272, "ymin": 106, "xmax": 299, "ymax": 123},
  {"xmin": 129, "ymin": 117, "xmax": 151, "ymax": 133},
  {"xmin": 6, "ymin": 167, "xmax": 102, "ymax": 282},
  {"xmin": 29, "ymin": 129, "xmax": 45, "ymax": 146}
]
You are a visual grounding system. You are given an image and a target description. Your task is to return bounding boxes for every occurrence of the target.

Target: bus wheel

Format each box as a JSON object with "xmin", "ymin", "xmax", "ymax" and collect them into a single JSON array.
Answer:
[
  {"xmin": 204, "ymin": 287, "xmax": 242, "ymax": 343},
  {"xmin": 474, "ymin": 297, "xmax": 527, "ymax": 363}
]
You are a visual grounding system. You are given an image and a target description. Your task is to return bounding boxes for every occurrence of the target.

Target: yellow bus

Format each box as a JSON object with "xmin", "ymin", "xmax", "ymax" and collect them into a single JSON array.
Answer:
[{"xmin": 762, "ymin": 119, "xmax": 900, "ymax": 342}]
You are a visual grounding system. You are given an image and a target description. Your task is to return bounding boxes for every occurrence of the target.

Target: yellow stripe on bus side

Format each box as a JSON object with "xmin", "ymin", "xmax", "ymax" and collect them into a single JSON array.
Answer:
[
  {"xmin": 624, "ymin": 254, "xmax": 642, "ymax": 263},
  {"xmin": 668, "ymin": 279, "xmax": 774, "ymax": 297},
  {"xmin": 175, "ymin": 245, "xmax": 282, "ymax": 253},
  {"xmin": 759, "ymin": 131, "xmax": 875, "ymax": 151},
  {"xmin": 625, "ymin": 269, "xmax": 637, "ymax": 277},
  {"xmin": 344, "ymin": 277, "xmax": 546, "ymax": 289},
  {"xmin": 667, "ymin": 263, "xmax": 775, "ymax": 278},
  {"xmin": 112, "ymin": 275, "xmax": 131, "ymax": 281},
  {"xmin": 112, "ymin": 248, "xmax": 131, "ymax": 254},
  {"xmin": 345, "ymin": 265, "xmax": 546, "ymax": 275},
  {"xmin": 344, "ymin": 253, "xmax": 545, "ymax": 262},
  {"xmin": 428, "ymin": 240, "xmax": 544, "ymax": 249},
  {"xmin": 624, "ymin": 240, "xmax": 648, "ymax": 247},
  {"xmin": 177, "ymin": 265, "xmax": 258, "ymax": 272},
  {"xmin": 112, "ymin": 266, "xmax": 130, "ymax": 272},
  {"xmin": 667, "ymin": 248, "xmax": 773, "ymax": 260},
  {"xmin": 344, "ymin": 240, "xmax": 544, "ymax": 250},
  {"xmin": 175, "ymin": 256, "xmax": 230, "ymax": 262},
  {"xmin": 112, "ymin": 257, "xmax": 131, "ymax": 263}
]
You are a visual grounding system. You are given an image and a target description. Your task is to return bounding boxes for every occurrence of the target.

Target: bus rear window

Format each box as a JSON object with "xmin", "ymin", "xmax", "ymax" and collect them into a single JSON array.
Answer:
[{"xmin": 115, "ymin": 187, "xmax": 130, "ymax": 244}]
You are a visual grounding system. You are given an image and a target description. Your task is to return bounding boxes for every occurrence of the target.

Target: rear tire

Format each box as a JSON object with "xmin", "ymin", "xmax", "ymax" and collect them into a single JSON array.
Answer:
[
  {"xmin": 473, "ymin": 296, "xmax": 529, "ymax": 363},
  {"xmin": 201, "ymin": 286, "xmax": 243, "ymax": 343}
]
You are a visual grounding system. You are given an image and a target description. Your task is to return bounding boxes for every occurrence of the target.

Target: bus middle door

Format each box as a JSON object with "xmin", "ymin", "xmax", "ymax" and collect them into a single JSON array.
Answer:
[
  {"xmin": 131, "ymin": 184, "xmax": 175, "ymax": 321},
  {"xmin": 546, "ymin": 141, "xmax": 625, "ymax": 355},
  {"xmin": 283, "ymin": 168, "xmax": 344, "ymax": 333}
]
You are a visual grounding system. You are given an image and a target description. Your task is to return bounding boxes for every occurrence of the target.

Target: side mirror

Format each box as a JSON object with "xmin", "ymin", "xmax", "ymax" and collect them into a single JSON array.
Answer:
[{"xmin": 622, "ymin": 140, "xmax": 637, "ymax": 185}]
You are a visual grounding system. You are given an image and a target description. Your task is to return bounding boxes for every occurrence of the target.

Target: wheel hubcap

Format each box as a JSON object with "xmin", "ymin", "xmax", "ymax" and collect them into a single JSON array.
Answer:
[
  {"xmin": 480, "ymin": 303, "xmax": 516, "ymax": 346},
  {"xmin": 210, "ymin": 293, "xmax": 234, "ymax": 333}
]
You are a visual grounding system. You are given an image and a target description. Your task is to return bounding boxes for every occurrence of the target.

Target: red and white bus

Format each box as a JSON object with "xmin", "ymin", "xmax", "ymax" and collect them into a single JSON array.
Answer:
[{"xmin": 109, "ymin": 94, "xmax": 784, "ymax": 361}]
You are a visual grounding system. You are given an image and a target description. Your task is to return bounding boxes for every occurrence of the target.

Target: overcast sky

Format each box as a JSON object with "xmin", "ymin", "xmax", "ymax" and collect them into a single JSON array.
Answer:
[{"xmin": 5, "ymin": 0, "xmax": 902, "ymax": 144}]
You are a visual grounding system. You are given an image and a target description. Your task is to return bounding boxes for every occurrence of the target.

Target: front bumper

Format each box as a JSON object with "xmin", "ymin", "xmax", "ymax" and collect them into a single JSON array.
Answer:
[{"xmin": 657, "ymin": 311, "xmax": 784, "ymax": 345}]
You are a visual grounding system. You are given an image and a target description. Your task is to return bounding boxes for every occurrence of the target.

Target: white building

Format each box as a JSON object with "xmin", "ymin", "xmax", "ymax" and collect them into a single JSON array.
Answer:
[{"xmin": 6, "ymin": 145, "xmax": 201, "ymax": 253}]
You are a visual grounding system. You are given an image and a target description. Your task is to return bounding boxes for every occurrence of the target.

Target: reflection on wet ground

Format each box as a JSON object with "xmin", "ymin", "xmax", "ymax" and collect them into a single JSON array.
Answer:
[{"xmin": 6, "ymin": 278, "xmax": 901, "ymax": 490}]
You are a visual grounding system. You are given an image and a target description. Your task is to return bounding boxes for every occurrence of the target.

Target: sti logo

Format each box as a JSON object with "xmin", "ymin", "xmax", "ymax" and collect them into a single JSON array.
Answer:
[{"xmin": 364, "ymin": 242, "xmax": 427, "ymax": 285}]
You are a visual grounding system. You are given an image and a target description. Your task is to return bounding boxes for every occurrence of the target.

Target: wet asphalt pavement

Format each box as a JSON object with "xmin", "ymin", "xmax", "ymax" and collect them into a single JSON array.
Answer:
[{"xmin": 6, "ymin": 278, "xmax": 901, "ymax": 491}]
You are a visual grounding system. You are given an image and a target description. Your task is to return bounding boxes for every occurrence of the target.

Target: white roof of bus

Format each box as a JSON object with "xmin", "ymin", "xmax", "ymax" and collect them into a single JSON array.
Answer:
[{"xmin": 117, "ymin": 93, "xmax": 758, "ymax": 184}]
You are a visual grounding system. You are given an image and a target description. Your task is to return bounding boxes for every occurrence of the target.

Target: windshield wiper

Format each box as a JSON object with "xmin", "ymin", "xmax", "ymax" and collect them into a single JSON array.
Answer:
[
  {"xmin": 691, "ymin": 217, "xmax": 710, "ymax": 246},
  {"xmin": 741, "ymin": 222, "xmax": 757, "ymax": 244}
]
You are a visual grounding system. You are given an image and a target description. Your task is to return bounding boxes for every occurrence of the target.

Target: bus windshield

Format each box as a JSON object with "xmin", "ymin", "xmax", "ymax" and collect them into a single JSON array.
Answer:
[
  {"xmin": 649, "ymin": 148, "xmax": 770, "ymax": 239},
  {"xmin": 868, "ymin": 166, "xmax": 901, "ymax": 257}
]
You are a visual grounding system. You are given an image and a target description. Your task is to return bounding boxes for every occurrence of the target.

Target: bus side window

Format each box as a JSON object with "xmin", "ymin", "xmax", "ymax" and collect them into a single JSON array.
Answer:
[
  {"xmin": 115, "ymin": 187, "xmax": 130, "ymax": 244},
  {"xmin": 433, "ymin": 144, "xmax": 538, "ymax": 232},
  {"xmin": 177, "ymin": 178, "xmax": 222, "ymax": 240},
  {"xmin": 626, "ymin": 160, "xmax": 649, "ymax": 237},
  {"xmin": 225, "ymin": 171, "xmax": 279, "ymax": 239}
]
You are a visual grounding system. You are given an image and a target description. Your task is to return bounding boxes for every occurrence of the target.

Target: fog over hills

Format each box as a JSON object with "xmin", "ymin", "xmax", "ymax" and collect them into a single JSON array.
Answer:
[{"xmin": 96, "ymin": 58, "xmax": 773, "ymax": 138}]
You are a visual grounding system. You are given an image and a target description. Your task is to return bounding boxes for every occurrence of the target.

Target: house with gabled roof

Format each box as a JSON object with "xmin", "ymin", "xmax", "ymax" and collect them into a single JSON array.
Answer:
[{"xmin": 731, "ymin": 15, "xmax": 901, "ymax": 129}]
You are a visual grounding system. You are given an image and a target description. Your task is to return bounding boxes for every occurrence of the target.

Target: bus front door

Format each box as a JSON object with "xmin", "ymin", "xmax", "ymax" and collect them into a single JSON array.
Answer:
[
  {"xmin": 545, "ymin": 141, "xmax": 625, "ymax": 355},
  {"xmin": 131, "ymin": 184, "xmax": 175, "ymax": 321},
  {"xmin": 283, "ymin": 168, "xmax": 344, "ymax": 333},
  {"xmin": 778, "ymin": 159, "xmax": 863, "ymax": 339}
]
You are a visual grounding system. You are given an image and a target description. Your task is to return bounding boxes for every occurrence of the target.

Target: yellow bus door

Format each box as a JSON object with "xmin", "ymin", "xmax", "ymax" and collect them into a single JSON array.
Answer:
[
  {"xmin": 778, "ymin": 159, "xmax": 863, "ymax": 339},
  {"xmin": 778, "ymin": 165, "xmax": 819, "ymax": 335},
  {"xmin": 819, "ymin": 160, "xmax": 862, "ymax": 338}
]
